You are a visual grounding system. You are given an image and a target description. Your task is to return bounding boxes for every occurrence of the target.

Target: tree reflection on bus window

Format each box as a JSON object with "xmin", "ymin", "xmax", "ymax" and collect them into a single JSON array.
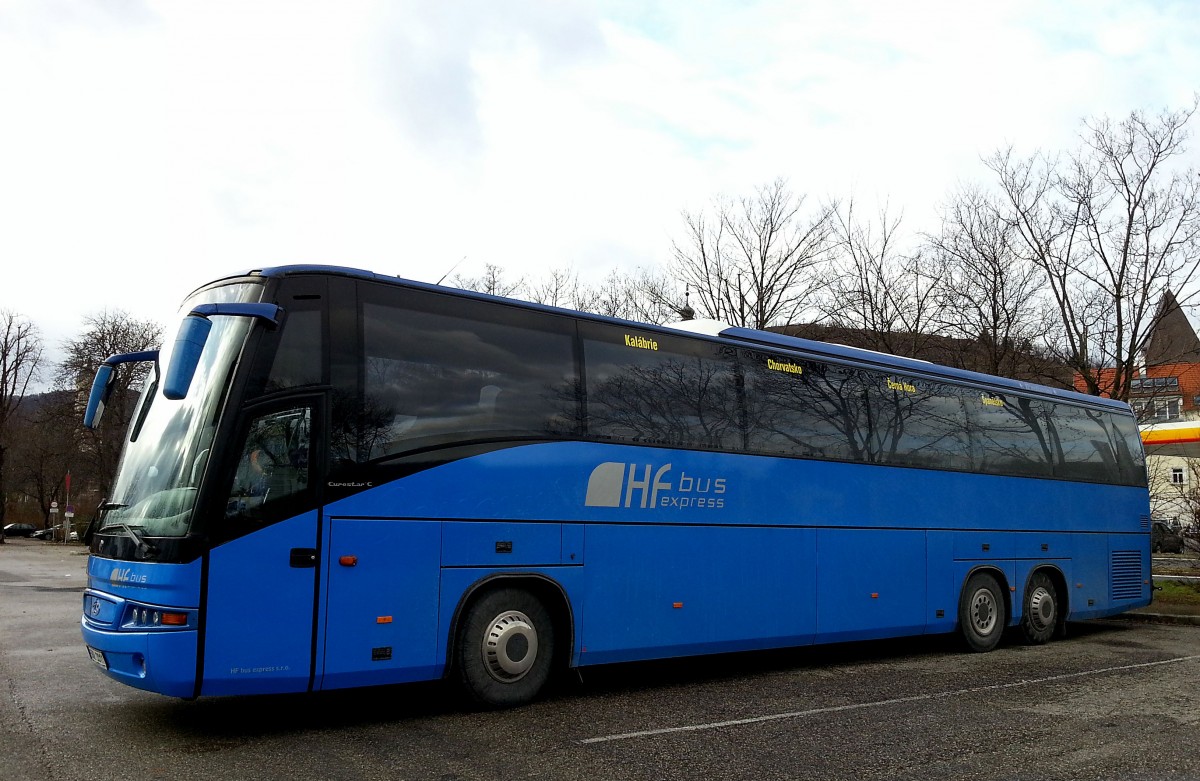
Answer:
[
  {"xmin": 584, "ymin": 328, "xmax": 742, "ymax": 451},
  {"xmin": 972, "ymin": 395, "xmax": 1057, "ymax": 479},
  {"xmin": 868, "ymin": 376, "xmax": 973, "ymax": 470},
  {"xmin": 742, "ymin": 354, "xmax": 870, "ymax": 461}
]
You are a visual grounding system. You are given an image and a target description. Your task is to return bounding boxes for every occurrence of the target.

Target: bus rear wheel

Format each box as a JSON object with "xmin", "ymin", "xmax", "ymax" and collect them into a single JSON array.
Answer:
[
  {"xmin": 456, "ymin": 588, "xmax": 555, "ymax": 708},
  {"xmin": 959, "ymin": 572, "xmax": 1006, "ymax": 652},
  {"xmin": 1019, "ymin": 572, "xmax": 1058, "ymax": 645}
]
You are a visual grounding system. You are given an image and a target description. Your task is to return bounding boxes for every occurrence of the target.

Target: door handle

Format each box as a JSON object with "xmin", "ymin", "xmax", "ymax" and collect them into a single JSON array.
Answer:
[{"xmin": 289, "ymin": 548, "xmax": 318, "ymax": 568}]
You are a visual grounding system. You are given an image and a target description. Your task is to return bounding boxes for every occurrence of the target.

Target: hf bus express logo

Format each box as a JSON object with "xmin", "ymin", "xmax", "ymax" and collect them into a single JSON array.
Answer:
[
  {"xmin": 584, "ymin": 462, "xmax": 727, "ymax": 510},
  {"xmin": 109, "ymin": 568, "xmax": 148, "ymax": 586}
]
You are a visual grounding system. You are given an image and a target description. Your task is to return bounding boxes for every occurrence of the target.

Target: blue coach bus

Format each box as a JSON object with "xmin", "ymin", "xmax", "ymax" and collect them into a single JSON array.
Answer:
[{"xmin": 80, "ymin": 265, "xmax": 1151, "ymax": 706}]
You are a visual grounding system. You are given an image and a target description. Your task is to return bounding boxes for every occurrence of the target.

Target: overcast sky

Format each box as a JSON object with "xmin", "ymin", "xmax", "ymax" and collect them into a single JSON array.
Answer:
[{"xmin": 2, "ymin": 0, "xmax": 1199, "ymax": 381}]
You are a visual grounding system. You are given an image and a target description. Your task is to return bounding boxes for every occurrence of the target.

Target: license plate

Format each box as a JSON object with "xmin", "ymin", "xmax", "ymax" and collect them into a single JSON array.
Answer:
[{"xmin": 87, "ymin": 646, "xmax": 108, "ymax": 670}]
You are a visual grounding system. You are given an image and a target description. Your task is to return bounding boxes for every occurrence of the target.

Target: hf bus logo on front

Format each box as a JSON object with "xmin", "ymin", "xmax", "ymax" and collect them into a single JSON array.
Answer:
[
  {"xmin": 584, "ymin": 462, "xmax": 727, "ymax": 510},
  {"xmin": 109, "ymin": 568, "xmax": 148, "ymax": 586}
]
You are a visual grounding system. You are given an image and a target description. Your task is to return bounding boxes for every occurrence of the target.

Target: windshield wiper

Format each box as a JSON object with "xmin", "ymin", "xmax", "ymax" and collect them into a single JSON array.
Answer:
[
  {"xmin": 103, "ymin": 522, "xmax": 158, "ymax": 557},
  {"xmin": 84, "ymin": 499, "xmax": 127, "ymax": 546}
]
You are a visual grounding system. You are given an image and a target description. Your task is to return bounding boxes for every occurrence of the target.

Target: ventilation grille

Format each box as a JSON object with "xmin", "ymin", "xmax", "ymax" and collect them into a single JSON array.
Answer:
[
  {"xmin": 1111, "ymin": 550, "xmax": 1144, "ymax": 601},
  {"xmin": 1139, "ymin": 515, "xmax": 1150, "ymax": 530}
]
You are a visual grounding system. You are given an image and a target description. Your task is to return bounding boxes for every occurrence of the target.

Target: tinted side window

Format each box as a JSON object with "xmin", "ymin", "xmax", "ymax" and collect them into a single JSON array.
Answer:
[
  {"xmin": 1051, "ymin": 404, "xmax": 1136, "ymax": 484},
  {"xmin": 244, "ymin": 278, "xmax": 328, "ymax": 399},
  {"xmin": 1110, "ymin": 412, "xmax": 1147, "ymax": 486},
  {"xmin": 357, "ymin": 287, "xmax": 578, "ymax": 462},
  {"xmin": 742, "ymin": 351, "xmax": 871, "ymax": 461},
  {"xmin": 869, "ymin": 376, "xmax": 974, "ymax": 471},
  {"xmin": 583, "ymin": 326, "xmax": 742, "ymax": 451},
  {"xmin": 970, "ymin": 394, "xmax": 1057, "ymax": 479},
  {"xmin": 266, "ymin": 309, "xmax": 323, "ymax": 390}
]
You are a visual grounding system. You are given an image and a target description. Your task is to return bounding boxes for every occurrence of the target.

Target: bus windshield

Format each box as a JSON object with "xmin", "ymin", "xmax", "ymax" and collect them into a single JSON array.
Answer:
[{"xmin": 100, "ymin": 282, "xmax": 262, "ymax": 539}]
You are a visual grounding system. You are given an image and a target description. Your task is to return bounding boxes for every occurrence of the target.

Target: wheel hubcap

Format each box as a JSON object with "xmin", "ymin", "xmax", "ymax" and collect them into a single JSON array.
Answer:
[
  {"xmin": 970, "ymin": 588, "xmax": 997, "ymax": 635},
  {"xmin": 482, "ymin": 610, "xmax": 539, "ymax": 683},
  {"xmin": 1027, "ymin": 586, "xmax": 1055, "ymax": 631}
]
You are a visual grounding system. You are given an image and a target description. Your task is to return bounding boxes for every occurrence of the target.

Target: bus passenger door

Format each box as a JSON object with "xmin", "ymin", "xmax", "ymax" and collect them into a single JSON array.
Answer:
[
  {"xmin": 201, "ymin": 402, "xmax": 321, "ymax": 696},
  {"xmin": 317, "ymin": 518, "xmax": 442, "ymax": 690}
]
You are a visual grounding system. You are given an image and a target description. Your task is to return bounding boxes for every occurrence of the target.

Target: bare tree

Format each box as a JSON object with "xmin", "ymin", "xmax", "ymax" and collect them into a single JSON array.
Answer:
[
  {"xmin": 525, "ymin": 268, "xmax": 598, "ymax": 312},
  {"xmin": 449, "ymin": 263, "xmax": 525, "ymax": 298},
  {"xmin": 670, "ymin": 178, "xmax": 837, "ymax": 328},
  {"xmin": 524, "ymin": 266, "xmax": 687, "ymax": 325},
  {"xmin": 586, "ymin": 268, "xmax": 687, "ymax": 324},
  {"xmin": 817, "ymin": 200, "xmax": 943, "ymax": 358},
  {"xmin": 0, "ymin": 311, "xmax": 43, "ymax": 525},
  {"xmin": 59, "ymin": 310, "xmax": 162, "ymax": 499},
  {"xmin": 9, "ymin": 392, "xmax": 74, "ymax": 529},
  {"xmin": 924, "ymin": 185, "xmax": 1062, "ymax": 382},
  {"xmin": 988, "ymin": 100, "xmax": 1200, "ymax": 400}
]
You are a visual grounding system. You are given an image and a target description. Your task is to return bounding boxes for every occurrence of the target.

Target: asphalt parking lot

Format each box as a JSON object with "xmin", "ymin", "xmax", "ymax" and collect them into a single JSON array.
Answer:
[{"xmin": 3, "ymin": 538, "xmax": 1200, "ymax": 781}]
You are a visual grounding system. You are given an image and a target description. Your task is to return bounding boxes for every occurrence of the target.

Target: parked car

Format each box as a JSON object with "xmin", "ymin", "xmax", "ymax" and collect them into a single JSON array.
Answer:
[
  {"xmin": 1152, "ymin": 520, "xmax": 1185, "ymax": 553},
  {"xmin": 30, "ymin": 528, "xmax": 55, "ymax": 540},
  {"xmin": 2, "ymin": 523, "xmax": 36, "ymax": 538}
]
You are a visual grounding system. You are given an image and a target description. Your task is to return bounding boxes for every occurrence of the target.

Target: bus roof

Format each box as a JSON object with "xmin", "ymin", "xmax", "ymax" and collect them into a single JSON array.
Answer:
[{"xmin": 208, "ymin": 264, "xmax": 1131, "ymax": 416}]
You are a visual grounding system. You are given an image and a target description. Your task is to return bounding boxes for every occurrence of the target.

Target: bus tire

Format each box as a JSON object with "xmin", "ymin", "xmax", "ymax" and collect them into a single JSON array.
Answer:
[
  {"xmin": 959, "ymin": 571, "xmax": 1005, "ymax": 653},
  {"xmin": 1019, "ymin": 572, "xmax": 1058, "ymax": 645},
  {"xmin": 455, "ymin": 587, "xmax": 554, "ymax": 708}
]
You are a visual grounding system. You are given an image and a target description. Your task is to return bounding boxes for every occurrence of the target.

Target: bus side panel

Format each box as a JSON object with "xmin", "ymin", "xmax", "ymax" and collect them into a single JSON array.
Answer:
[
  {"xmin": 1065, "ymin": 534, "xmax": 1111, "ymax": 620},
  {"xmin": 318, "ymin": 519, "xmax": 442, "ymax": 691},
  {"xmin": 441, "ymin": 520, "xmax": 563, "ymax": 566},
  {"xmin": 815, "ymin": 529, "xmax": 927, "ymax": 643},
  {"xmin": 201, "ymin": 512, "xmax": 319, "ymax": 696},
  {"xmin": 577, "ymin": 524, "xmax": 816, "ymax": 666},
  {"xmin": 924, "ymin": 532, "xmax": 957, "ymax": 634}
]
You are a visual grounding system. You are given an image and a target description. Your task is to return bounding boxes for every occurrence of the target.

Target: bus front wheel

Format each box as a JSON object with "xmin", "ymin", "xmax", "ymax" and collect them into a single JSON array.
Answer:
[
  {"xmin": 958, "ymin": 572, "xmax": 1006, "ymax": 652},
  {"xmin": 455, "ymin": 588, "xmax": 555, "ymax": 708}
]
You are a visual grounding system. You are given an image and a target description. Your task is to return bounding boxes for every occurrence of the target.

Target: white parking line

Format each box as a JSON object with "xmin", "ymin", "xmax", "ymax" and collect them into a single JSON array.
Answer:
[{"xmin": 579, "ymin": 655, "xmax": 1200, "ymax": 745}]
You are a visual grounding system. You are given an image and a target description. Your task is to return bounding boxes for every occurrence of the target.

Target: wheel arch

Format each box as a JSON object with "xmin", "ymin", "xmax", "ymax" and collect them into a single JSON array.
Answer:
[
  {"xmin": 962, "ymin": 564, "xmax": 1013, "ymax": 627},
  {"xmin": 444, "ymin": 572, "xmax": 575, "ymax": 678},
  {"xmin": 1023, "ymin": 563, "xmax": 1069, "ymax": 631}
]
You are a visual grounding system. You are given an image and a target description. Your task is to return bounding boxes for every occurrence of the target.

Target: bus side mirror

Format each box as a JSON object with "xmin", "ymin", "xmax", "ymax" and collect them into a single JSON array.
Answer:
[
  {"xmin": 163, "ymin": 315, "xmax": 213, "ymax": 400},
  {"xmin": 83, "ymin": 364, "xmax": 115, "ymax": 429}
]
